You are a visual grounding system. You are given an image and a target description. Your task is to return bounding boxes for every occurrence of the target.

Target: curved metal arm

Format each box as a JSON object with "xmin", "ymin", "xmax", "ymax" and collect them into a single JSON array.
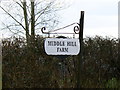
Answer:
[
  {"xmin": 41, "ymin": 23, "xmax": 80, "ymax": 34},
  {"xmin": 41, "ymin": 27, "xmax": 49, "ymax": 34},
  {"xmin": 74, "ymin": 25, "xmax": 80, "ymax": 34}
]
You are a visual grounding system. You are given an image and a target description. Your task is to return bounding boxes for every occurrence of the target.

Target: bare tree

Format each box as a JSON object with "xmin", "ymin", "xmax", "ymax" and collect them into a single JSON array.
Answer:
[{"xmin": 0, "ymin": 0, "xmax": 64, "ymax": 43}]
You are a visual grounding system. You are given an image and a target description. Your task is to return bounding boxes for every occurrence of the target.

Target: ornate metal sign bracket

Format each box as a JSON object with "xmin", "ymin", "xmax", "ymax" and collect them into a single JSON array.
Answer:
[{"xmin": 41, "ymin": 22, "xmax": 80, "ymax": 35}]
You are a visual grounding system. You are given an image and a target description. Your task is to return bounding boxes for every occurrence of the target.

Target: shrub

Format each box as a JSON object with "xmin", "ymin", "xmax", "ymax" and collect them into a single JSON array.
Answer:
[{"xmin": 2, "ymin": 36, "xmax": 120, "ymax": 88}]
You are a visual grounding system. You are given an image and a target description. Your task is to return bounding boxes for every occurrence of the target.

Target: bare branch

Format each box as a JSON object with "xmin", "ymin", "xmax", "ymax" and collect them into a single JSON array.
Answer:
[
  {"xmin": 0, "ymin": 0, "xmax": 64, "ymax": 39},
  {"xmin": 34, "ymin": 1, "xmax": 42, "ymax": 6},
  {"xmin": 35, "ymin": 4, "xmax": 53, "ymax": 23},
  {"xmin": 1, "ymin": 22, "xmax": 25, "ymax": 35},
  {"xmin": 16, "ymin": 1, "xmax": 23, "ymax": 9},
  {"xmin": 35, "ymin": 18, "xmax": 54, "ymax": 27},
  {"xmin": 6, "ymin": 25, "xmax": 23, "ymax": 35},
  {"xmin": 0, "ymin": 5, "xmax": 26, "ymax": 31}
]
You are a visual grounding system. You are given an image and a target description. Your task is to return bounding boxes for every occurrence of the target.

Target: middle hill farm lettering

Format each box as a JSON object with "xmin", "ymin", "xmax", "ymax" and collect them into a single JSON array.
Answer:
[{"xmin": 47, "ymin": 41, "xmax": 77, "ymax": 52}]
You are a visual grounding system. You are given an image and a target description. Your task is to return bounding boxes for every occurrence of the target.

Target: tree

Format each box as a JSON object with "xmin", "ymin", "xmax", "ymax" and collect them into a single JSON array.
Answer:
[{"xmin": 0, "ymin": 0, "xmax": 63, "ymax": 43}]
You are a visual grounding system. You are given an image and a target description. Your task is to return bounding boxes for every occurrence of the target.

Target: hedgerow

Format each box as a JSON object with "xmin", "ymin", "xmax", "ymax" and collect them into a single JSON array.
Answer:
[{"xmin": 2, "ymin": 36, "xmax": 120, "ymax": 88}]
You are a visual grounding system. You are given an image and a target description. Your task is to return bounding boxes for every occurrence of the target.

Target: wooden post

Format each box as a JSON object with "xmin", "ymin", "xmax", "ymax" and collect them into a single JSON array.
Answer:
[{"xmin": 77, "ymin": 11, "xmax": 84, "ymax": 88}]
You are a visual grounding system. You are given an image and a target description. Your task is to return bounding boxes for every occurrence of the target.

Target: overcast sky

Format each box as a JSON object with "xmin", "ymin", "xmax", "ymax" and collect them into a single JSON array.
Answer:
[
  {"xmin": 57, "ymin": 0, "xmax": 119, "ymax": 38},
  {"xmin": 0, "ymin": 0, "xmax": 119, "ymax": 38}
]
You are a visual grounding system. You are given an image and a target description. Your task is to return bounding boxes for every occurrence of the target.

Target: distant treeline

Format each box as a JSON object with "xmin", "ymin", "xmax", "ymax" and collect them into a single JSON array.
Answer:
[{"xmin": 2, "ymin": 36, "xmax": 120, "ymax": 88}]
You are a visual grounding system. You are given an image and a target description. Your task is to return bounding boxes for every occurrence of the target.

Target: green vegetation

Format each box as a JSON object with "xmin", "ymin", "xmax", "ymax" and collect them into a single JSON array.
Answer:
[
  {"xmin": 2, "ymin": 36, "xmax": 120, "ymax": 88},
  {"xmin": 106, "ymin": 77, "xmax": 120, "ymax": 88}
]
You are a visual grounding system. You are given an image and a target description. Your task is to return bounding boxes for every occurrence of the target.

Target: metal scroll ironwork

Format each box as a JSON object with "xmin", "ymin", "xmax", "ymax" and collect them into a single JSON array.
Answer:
[{"xmin": 41, "ymin": 22, "xmax": 80, "ymax": 35}]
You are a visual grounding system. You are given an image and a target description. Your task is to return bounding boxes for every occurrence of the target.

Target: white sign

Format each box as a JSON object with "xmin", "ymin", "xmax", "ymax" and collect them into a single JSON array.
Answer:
[{"xmin": 44, "ymin": 38, "xmax": 80, "ymax": 55}]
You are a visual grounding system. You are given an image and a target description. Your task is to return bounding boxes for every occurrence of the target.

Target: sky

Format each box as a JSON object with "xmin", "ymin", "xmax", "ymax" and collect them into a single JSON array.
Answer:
[
  {"xmin": 0, "ymin": 0, "xmax": 119, "ymax": 39},
  {"xmin": 56, "ymin": 0, "xmax": 119, "ymax": 38}
]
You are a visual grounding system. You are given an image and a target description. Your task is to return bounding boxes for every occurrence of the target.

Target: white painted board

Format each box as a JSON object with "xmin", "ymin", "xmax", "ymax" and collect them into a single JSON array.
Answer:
[{"xmin": 44, "ymin": 38, "xmax": 80, "ymax": 55}]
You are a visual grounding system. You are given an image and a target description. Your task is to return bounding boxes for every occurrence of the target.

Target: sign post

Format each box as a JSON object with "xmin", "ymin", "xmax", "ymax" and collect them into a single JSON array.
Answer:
[
  {"xmin": 41, "ymin": 11, "xmax": 84, "ymax": 88},
  {"xmin": 77, "ymin": 11, "xmax": 84, "ymax": 88}
]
